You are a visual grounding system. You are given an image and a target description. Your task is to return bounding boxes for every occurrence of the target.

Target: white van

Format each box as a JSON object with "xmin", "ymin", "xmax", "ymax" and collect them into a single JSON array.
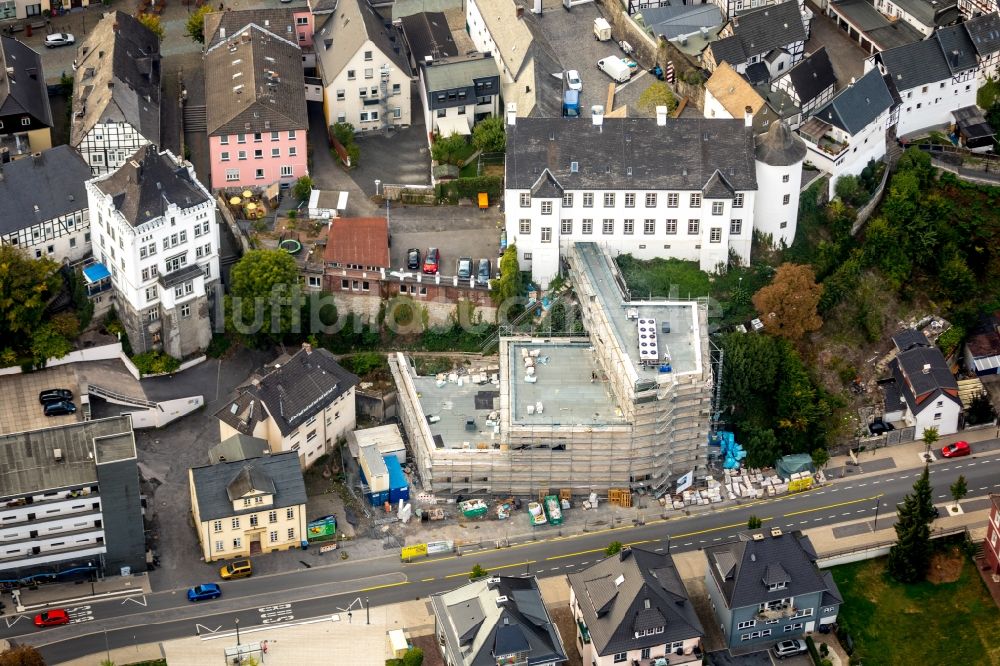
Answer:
[
  {"xmin": 598, "ymin": 56, "xmax": 631, "ymax": 83},
  {"xmin": 593, "ymin": 17, "xmax": 612, "ymax": 41}
]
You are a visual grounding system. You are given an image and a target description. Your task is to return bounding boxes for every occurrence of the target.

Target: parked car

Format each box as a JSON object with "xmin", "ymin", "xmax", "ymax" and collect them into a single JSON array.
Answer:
[
  {"xmin": 406, "ymin": 248, "xmax": 421, "ymax": 270},
  {"xmin": 44, "ymin": 33, "xmax": 75, "ymax": 48},
  {"xmin": 457, "ymin": 257, "xmax": 473, "ymax": 279},
  {"xmin": 597, "ymin": 56, "xmax": 631, "ymax": 83},
  {"xmin": 423, "ymin": 248, "xmax": 440, "ymax": 274},
  {"xmin": 34, "ymin": 609, "xmax": 70, "ymax": 627},
  {"xmin": 219, "ymin": 559, "xmax": 253, "ymax": 580},
  {"xmin": 43, "ymin": 400, "xmax": 76, "ymax": 417},
  {"xmin": 38, "ymin": 389, "xmax": 73, "ymax": 404},
  {"xmin": 941, "ymin": 440, "xmax": 971, "ymax": 458},
  {"xmin": 565, "ymin": 69, "xmax": 582, "ymax": 91},
  {"xmin": 868, "ymin": 419, "xmax": 894, "ymax": 435},
  {"xmin": 187, "ymin": 584, "xmax": 222, "ymax": 601},
  {"xmin": 772, "ymin": 639, "xmax": 807, "ymax": 659},
  {"xmin": 477, "ymin": 258, "xmax": 491, "ymax": 283}
]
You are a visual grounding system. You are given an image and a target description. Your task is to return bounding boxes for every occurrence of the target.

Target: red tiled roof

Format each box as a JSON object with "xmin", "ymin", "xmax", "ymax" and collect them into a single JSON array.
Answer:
[{"xmin": 324, "ymin": 217, "xmax": 389, "ymax": 268}]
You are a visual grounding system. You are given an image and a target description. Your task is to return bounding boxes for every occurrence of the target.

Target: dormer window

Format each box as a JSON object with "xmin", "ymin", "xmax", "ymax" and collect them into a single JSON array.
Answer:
[{"xmin": 767, "ymin": 581, "xmax": 787, "ymax": 591}]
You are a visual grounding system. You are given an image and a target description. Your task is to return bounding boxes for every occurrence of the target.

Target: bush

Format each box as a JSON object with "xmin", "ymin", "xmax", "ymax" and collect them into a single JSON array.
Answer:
[
  {"xmin": 205, "ymin": 334, "xmax": 233, "ymax": 359},
  {"xmin": 605, "ymin": 541, "xmax": 623, "ymax": 556},
  {"xmin": 342, "ymin": 352, "xmax": 387, "ymax": 377},
  {"xmin": 132, "ymin": 350, "xmax": 181, "ymax": 375},
  {"xmin": 293, "ymin": 175, "xmax": 314, "ymax": 201},
  {"xmin": 440, "ymin": 176, "xmax": 503, "ymax": 201}
]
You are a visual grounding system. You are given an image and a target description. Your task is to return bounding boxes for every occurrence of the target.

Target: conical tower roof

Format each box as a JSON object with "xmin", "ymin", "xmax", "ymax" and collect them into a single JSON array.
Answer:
[{"xmin": 755, "ymin": 121, "xmax": 806, "ymax": 167}]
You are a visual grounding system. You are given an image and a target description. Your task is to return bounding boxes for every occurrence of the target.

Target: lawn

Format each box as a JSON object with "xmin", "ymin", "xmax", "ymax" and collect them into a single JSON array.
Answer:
[{"xmin": 830, "ymin": 551, "xmax": 1000, "ymax": 666}]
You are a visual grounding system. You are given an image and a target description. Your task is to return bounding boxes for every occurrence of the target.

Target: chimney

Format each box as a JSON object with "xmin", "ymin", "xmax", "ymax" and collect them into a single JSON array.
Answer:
[
  {"xmin": 516, "ymin": 5, "xmax": 524, "ymax": 18},
  {"xmin": 952, "ymin": 50, "xmax": 960, "ymax": 67},
  {"xmin": 922, "ymin": 363, "xmax": 931, "ymax": 374},
  {"xmin": 591, "ymin": 105, "xmax": 604, "ymax": 128},
  {"xmin": 302, "ymin": 342, "xmax": 313, "ymax": 354},
  {"xmin": 656, "ymin": 105, "xmax": 668, "ymax": 126},
  {"xmin": 506, "ymin": 102, "xmax": 517, "ymax": 126},
  {"xmin": 220, "ymin": 27, "xmax": 226, "ymax": 39},
  {"xmin": 770, "ymin": 527, "xmax": 783, "ymax": 538},
  {"xmin": 744, "ymin": 105, "xmax": 753, "ymax": 128},
  {"xmin": 532, "ymin": 0, "xmax": 542, "ymax": 13}
]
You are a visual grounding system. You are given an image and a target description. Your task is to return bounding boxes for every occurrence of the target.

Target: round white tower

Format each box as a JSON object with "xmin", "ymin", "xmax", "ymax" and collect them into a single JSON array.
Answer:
[{"xmin": 753, "ymin": 122, "xmax": 807, "ymax": 248}]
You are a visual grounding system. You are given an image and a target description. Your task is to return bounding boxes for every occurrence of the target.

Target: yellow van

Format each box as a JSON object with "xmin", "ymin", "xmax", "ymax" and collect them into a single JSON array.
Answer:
[{"xmin": 219, "ymin": 559, "xmax": 253, "ymax": 580}]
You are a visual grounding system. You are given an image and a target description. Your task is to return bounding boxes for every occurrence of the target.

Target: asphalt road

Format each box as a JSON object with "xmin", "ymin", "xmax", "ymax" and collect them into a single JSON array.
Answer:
[{"xmin": 18, "ymin": 444, "xmax": 1000, "ymax": 663}]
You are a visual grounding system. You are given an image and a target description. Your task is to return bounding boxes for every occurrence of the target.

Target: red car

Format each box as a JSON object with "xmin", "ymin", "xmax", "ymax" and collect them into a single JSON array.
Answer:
[
  {"xmin": 34, "ymin": 609, "xmax": 70, "ymax": 627},
  {"xmin": 941, "ymin": 441, "xmax": 971, "ymax": 458},
  {"xmin": 422, "ymin": 247, "xmax": 440, "ymax": 274}
]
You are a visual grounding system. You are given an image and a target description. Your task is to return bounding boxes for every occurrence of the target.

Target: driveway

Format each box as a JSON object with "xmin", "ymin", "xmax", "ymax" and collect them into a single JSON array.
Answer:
[
  {"xmin": 804, "ymin": 2, "xmax": 868, "ymax": 88},
  {"xmin": 307, "ymin": 102, "xmax": 378, "ymax": 218},
  {"xmin": 387, "ymin": 203, "xmax": 501, "ymax": 276}
]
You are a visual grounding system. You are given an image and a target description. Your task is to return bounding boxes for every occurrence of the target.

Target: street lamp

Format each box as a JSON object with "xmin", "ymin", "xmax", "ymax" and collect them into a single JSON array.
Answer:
[
  {"xmin": 366, "ymin": 596, "xmax": 370, "ymax": 625},
  {"xmin": 234, "ymin": 618, "xmax": 241, "ymax": 646},
  {"xmin": 374, "ymin": 179, "xmax": 381, "ymax": 197},
  {"xmin": 872, "ymin": 496, "xmax": 881, "ymax": 533}
]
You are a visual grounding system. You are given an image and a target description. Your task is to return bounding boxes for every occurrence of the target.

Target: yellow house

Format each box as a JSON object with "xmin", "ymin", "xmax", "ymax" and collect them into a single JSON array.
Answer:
[
  {"xmin": 215, "ymin": 343, "xmax": 359, "ymax": 468},
  {"xmin": 189, "ymin": 451, "xmax": 307, "ymax": 562}
]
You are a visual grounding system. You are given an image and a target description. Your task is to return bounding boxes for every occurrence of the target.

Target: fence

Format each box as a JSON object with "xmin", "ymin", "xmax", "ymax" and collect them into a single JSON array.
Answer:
[
  {"xmin": 851, "ymin": 156, "xmax": 893, "ymax": 232},
  {"xmin": 816, "ymin": 525, "xmax": 968, "ymax": 568},
  {"xmin": 383, "ymin": 183, "xmax": 435, "ymax": 204},
  {"xmin": 0, "ymin": 342, "xmax": 139, "ymax": 378},
  {"xmin": 216, "ymin": 195, "xmax": 254, "ymax": 253}
]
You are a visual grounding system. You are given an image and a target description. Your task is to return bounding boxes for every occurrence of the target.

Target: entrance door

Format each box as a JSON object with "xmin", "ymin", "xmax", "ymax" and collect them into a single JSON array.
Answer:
[{"xmin": 249, "ymin": 536, "xmax": 262, "ymax": 555}]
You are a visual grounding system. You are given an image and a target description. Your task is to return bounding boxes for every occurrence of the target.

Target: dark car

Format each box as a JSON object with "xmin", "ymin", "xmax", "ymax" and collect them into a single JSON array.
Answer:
[
  {"xmin": 457, "ymin": 257, "xmax": 473, "ymax": 279},
  {"xmin": 187, "ymin": 583, "xmax": 222, "ymax": 601},
  {"xmin": 406, "ymin": 248, "xmax": 420, "ymax": 270},
  {"xmin": 39, "ymin": 389, "xmax": 74, "ymax": 404},
  {"xmin": 43, "ymin": 401, "xmax": 76, "ymax": 417},
  {"xmin": 941, "ymin": 440, "xmax": 971, "ymax": 458},
  {"xmin": 34, "ymin": 609, "xmax": 70, "ymax": 627},
  {"xmin": 423, "ymin": 248, "xmax": 440, "ymax": 274},
  {"xmin": 477, "ymin": 258, "xmax": 491, "ymax": 283}
]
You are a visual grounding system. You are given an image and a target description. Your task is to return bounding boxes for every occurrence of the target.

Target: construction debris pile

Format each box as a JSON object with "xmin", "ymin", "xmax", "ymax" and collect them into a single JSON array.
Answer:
[{"xmin": 663, "ymin": 467, "xmax": 824, "ymax": 509}]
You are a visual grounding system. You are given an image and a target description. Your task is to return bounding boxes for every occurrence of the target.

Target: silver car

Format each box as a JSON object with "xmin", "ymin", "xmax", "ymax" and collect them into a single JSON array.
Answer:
[
  {"xmin": 44, "ymin": 33, "xmax": 75, "ymax": 48},
  {"xmin": 771, "ymin": 639, "xmax": 807, "ymax": 659}
]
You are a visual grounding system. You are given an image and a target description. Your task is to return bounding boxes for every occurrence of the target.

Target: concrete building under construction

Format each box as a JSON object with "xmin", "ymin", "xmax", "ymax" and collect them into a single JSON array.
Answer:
[{"xmin": 388, "ymin": 242, "xmax": 713, "ymax": 497}]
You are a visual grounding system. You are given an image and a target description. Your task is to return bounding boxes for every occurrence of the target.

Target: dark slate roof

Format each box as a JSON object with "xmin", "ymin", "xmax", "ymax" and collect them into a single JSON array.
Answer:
[
  {"xmin": 891, "ymin": 328, "xmax": 929, "ymax": 352},
  {"xmin": 877, "ymin": 38, "xmax": 954, "ymax": 93},
  {"xmin": 190, "ymin": 451, "xmax": 306, "ymax": 522},
  {"xmin": 704, "ymin": 531, "xmax": 833, "ymax": 609},
  {"xmin": 819, "ymin": 571, "xmax": 843, "ymax": 606},
  {"xmin": 727, "ymin": 1, "xmax": 806, "ymax": 61},
  {"xmin": 0, "ymin": 36, "xmax": 52, "ymax": 129},
  {"xmin": 889, "ymin": 335, "xmax": 960, "ymax": 413},
  {"xmin": 567, "ymin": 546, "xmax": 704, "ymax": 657},
  {"xmin": 94, "ymin": 146, "xmax": 211, "ymax": 227},
  {"xmin": 209, "ymin": 433, "xmax": 271, "ymax": 464},
  {"xmin": 755, "ymin": 120, "xmax": 806, "ymax": 166},
  {"xmin": 203, "ymin": 8, "xmax": 302, "ymax": 50},
  {"xmin": 529, "ymin": 169, "xmax": 563, "ymax": 198},
  {"xmin": 215, "ymin": 346, "xmax": 359, "ymax": 438},
  {"xmin": 964, "ymin": 12, "xmax": 1000, "ymax": 58},
  {"xmin": 315, "ymin": 0, "xmax": 411, "ymax": 81},
  {"xmin": 703, "ymin": 170, "xmax": 735, "ymax": 199},
  {"xmin": 204, "ymin": 24, "xmax": 307, "ymax": 136},
  {"xmin": 744, "ymin": 61, "xmax": 770, "ymax": 86},
  {"xmin": 953, "ymin": 105, "xmax": 994, "ymax": 140},
  {"xmin": 430, "ymin": 576, "xmax": 567, "ymax": 666},
  {"xmin": 506, "ymin": 117, "xmax": 757, "ymax": 192},
  {"xmin": 784, "ymin": 47, "xmax": 836, "ymax": 107},
  {"xmin": 0, "ymin": 147, "xmax": 90, "ymax": 235},
  {"xmin": 400, "ymin": 11, "xmax": 458, "ymax": 63},
  {"xmin": 935, "ymin": 23, "xmax": 978, "ymax": 75},
  {"xmin": 710, "ymin": 35, "xmax": 747, "ymax": 66},
  {"xmin": 812, "ymin": 68, "xmax": 894, "ymax": 135}
]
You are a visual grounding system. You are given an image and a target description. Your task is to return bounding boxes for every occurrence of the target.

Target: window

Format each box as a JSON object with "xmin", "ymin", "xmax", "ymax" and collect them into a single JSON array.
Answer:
[
  {"xmin": 347, "ymin": 69, "xmax": 356, "ymax": 80},
  {"xmin": 933, "ymin": 412, "xmax": 942, "ymax": 420},
  {"xmin": 212, "ymin": 520, "xmax": 222, "ymax": 533},
  {"xmin": 624, "ymin": 193, "xmax": 635, "ymax": 207},
  {"xmin": 733, "ymin": 193, "xmax": 744, "ymax": 208},
  {"xmin": 690, "ymin": 193, "xmax": 701, "ymax": 207},
  {"xmin": 364, "ymin": 50, "xmax": 373, "ymax": 61},
  {"xmin": 712, "ymin": 201, "xmax": 724, "ymax": 215},
  {"xmin": 583, "ymin": 192, "xmax": 594, "ymax": 207},
  {"xmin": 271, "ymin": 131, "xmax": 280, "ymax": 140},
  {"xmin": 563, "ymin": 193, "xmax": 573, "ymax": 207},
  {"xmin": 269, "ymin": 531, "xmax": 279, "ymax": 543},
  {"xmin": 280, "ymin": 165, "xmax": 293, "ymax": 177},
  {"xmin": 667, "ymin": 193, "xmax": 679, "ymax": 207},
  {"xmin": 780, "ymin": 221, "xmax": 788, "ymax": 229},
  {"xmin": 665, "ymin": 219, "xmax": 677, "ymax": 234},
  {"xmin": 231, "ymin": 518, "xmax": 240, "ymax": 529},
  {"xmin": 215, "ymin": 540, "xmax": 224, "ymax": 552},
  {"xmin": 785, "ymin": 622, "xmax": 804, "ymax": 632},
  {"xmin": 249, "ymin": 515, "xmax": 259, "ymax": 527},
  {"xmin": 272, "ymin": 148, "xmax": 280, "ymax": 158},
  {"xmin": 237, "ymin": 133, "xmax": 246, "ymax": 144},
  {"xmin": 603, "ymin": 193, "xmax": 615, "ymax": 207},
  {"xmin": 782, "ymin": 174, "xmax": 790, "ymax": 183},
  {"xmin": 220, "ymin": 136, "xmax": 229, "ymax": 145},
  {"xmin": 287, "ymin": 508, "xmax": 295, "ymax": 519},
  {"xmin": 269, "ymin": 511, "xmax": 277, "ymax": 523},
  {"xmin": 767, "ymin": 581, "xmax": 786, "ymax": 591},
  {"xmin": 365, "ymin": 68, "xmax": 374, "ymax": 79},
  {"xmin": 148, "ymin": 310, "xmax": 159, "ymax": 322},
  {"xmin": 602, "ymin": 219, "xmax": 614, "ymax": 234},
  {"xmin": 561, "ymin": 219, "xmax": 572, "ymax": 234},
  {"xmin": 623, "ymin": 219, "xmax": 634, "ymax": 234},
  {"xmin": 688, "ymin": 219, "xmax": 699, "ymax": 235},
  {"xmin": 145, "ymin": 286, "xmax": 157, "ymax": 301},
  {"xmin": 520, "ymin": 193, "xmax": 530, "ymax": 207},
  {"xmin": 238, "ymin": 150, "xmax": 247, "ymax": 160},
  {"xmin": 181, "ymin": 304, "xmax": 191, "ymax": 318},
  {"xmin": 226, "ymin": 169, "xmax": 239, "ymax": 181},
  {"xmin": 541, "ymin": 201, "xmax": 553, "ymax": 215},
  {"xmin": 643, "ymin": 219, "xmax": 655, "ymax": 235},
  {"xmin": 221, "ymin": 151, "xmax": 230, "ymax": 161},
  {"xmin": 710, "ymin": 227, "xmax": 722, "ymax": 243},
  {"xmin": 541, "ymin": 227, "xmax": 552, "ymax": 243},
  {"xmin": 737, "ymin": 620, "xmax": 756, "ymax": 630},
  {"xmin": 519, "ymin": 219, "xmax": 531, "ymax": 234},
  {"xmin": 641, "ymin": 648, "xmax": 651, "ymax": 659},
  {"xmin": 783, "ymin": 194, "xmax": 791, "ymax": 205},
  {"xmin": 289, "ymin": 146, "xmax": 297, "ymax": 157},
  {"xmin": 287, "ymin": 528, "xmax": 295, "ymax": 540},
  {"xmin": 233, "ymin": 538, "xmax": 242, "ymax": 549},
  {"xmin": 256, "ymin": 169, "xmax": 265, "ymax": 179},
  {"xmin": 336, "ymin": 89, "xmax": 346, "ymax": 100},
  {"xmin": 613, "ymin": 654, "xmax": 627, "ymax": 663},
  {"xmin": 582, "ymin": 219, "xmax": 593, "ymax": 234}
]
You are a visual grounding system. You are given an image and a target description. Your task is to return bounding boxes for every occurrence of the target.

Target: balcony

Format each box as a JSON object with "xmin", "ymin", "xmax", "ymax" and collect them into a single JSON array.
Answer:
[
  {"xmin": 577, "ymin": 619, "xmax": 591, "ymax": 644},
  {"xmin": 756, "ymin": 603, "xmax": 795, "ymax": 620},
  {"xmin": 814, "ymin": 135, "xmax": 849, "ymax": 157}
]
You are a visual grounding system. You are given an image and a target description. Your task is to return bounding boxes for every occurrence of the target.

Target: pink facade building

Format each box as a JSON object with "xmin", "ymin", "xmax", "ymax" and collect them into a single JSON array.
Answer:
[{"xmin": 204, "ymin": 12, "xmax": 309, "ymax": 190}]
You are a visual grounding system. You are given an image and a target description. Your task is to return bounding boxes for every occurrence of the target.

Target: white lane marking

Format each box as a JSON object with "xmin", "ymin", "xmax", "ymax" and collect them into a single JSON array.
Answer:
[
  {"xmin": 842, "ymin": 513, "xmax": 852, "ymax": 516},
  {"xmin": 858, "ymin": 483, "xmax": 867, "ymax": 487},
  {"xmin": 713, "ymin": 537, "xmax": 722, "ymax": 541},
  {"xmin": 938, "ymin": 494, "xmax": 948, "ymax": 498},
  {"xmin": 816, "ymin": 491, "xmax": 826, "ymax": 495},
  {"xmin": 899, "ymin": 475, "xmax": 909, "ymax": 479},
  {"xmin": 813, "ymin": 518, "xmax": 822, "ymax": 522},
  {"xmin": 581, "ymin": 561, "xmax": 589, "ymax": 565},
  {"xmin": 122, "ymin": 595, "xmax": 148, "ymax": 607},
  {"xmin": 683, "ymin": 543, "xmax": 693, "ymax": 546},
  {"xmin": 980, "ymin": 487, "xmax": 989, "ymax": 491},
  {"xmin": 655, "ymin": 547, "xmax": 664, "ymax": 551},
  {"xmin": 800, "ymin": 521, "xmax": 809, "ymax": 525},
  {"xmin": 550, "ymin": 566, "xmax": 560, "ymax": 571},
  {"xmin": 536, "ymin": 569, "xmax": 545, "ymax": 573},
  {"xmin": 830, "ymin": 488, "xmax": 839, "ymax": 492},
  {"xmin": 856, "ymin": 510, "xmax": 865, "ymax": 513}
]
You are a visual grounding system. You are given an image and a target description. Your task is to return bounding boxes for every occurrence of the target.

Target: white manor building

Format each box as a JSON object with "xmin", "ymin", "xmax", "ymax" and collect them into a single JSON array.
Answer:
[
  {"xmin": 86, "ymin": 146, "xmax": 219, "ymax": 359},
  {"xmin": 505, "ymin": 105, "xmax": 807, "ymax": 285}
]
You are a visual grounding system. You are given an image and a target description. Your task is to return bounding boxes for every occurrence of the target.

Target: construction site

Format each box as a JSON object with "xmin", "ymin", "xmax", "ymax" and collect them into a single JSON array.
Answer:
[{"xmin": 388, "ymin": 242, "xmax": 714, "ymax": 498}]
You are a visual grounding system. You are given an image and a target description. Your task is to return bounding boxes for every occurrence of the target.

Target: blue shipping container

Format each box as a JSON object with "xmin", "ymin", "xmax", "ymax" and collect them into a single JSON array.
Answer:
[
  {"xmin": 359, "ymin": 466, "xmax": 391, "ymax": 507},
  {"xmin": 384, "ymin": 456, "xmax": 410, "ymax": 504}
]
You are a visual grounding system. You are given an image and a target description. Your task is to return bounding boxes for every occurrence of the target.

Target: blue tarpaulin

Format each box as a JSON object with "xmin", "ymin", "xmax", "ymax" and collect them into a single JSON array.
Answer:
[
  {"xmin": 82, "ymin": 263, "xmax": 111, "ymax": 283},
  {"xmin": 385, "ymin": 455, "xmax": 409, "ymax": 504},
  {"xmin": 709, "ymin": 431, "xmax": 747, "ymax": 469}
]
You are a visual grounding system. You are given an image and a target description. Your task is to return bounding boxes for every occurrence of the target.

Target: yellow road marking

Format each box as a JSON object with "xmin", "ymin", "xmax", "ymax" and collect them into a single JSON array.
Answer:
[
  {"xmin": 358, "ymin": 581, "xmax": 410, "ymax": 592},
  {"xmin": 670, "ymin": 517, "xmax": 773, "ymax": 540},
  {"xmin": 445, "ymin": 561, "xmax": 536, "ymax": 579},
  {"xmin": 421, "ymin": 577, "xmax": 436, "ymax": 582},
  {"xmin": 782, "ymin": 494, "xmax": 883, "ymax": 518}
]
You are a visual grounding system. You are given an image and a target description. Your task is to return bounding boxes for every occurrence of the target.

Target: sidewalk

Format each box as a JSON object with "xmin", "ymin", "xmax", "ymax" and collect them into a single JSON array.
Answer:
[{"xmin": 4, "ymin": 574, "xmax": 151, "ymax": 613}]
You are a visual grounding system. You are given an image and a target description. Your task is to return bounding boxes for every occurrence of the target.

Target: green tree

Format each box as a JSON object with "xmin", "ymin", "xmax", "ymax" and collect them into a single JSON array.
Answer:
[
  {"xmin": 922, "ymin": 426, "xmax": 939, "ymax": 457},
  {"xmin": 743, "ymin": 425, "xmax": 781, "ymax": 469},
  {"xmin": 30, "ymin": 324, "xmax": 72, "ymax": 368},
  {"xmin": 472, "ymin": 116, "xmax": 506, "ymax": 153},
  {"xmin": 811, "ymin": 447, "xmax": 830, "ymax": 471},
  {"xmin": 636, "ymin": 81, "xmax": 678, "ymax": 115},
  {"xmin": 834, "ymin": 175, "xmax": 864, "ymax": 206},
  {"xmin": 938, "ymin": 254, "xmax": 976, "ymax": 302},
  {"xmin": 469, "ymin": 563, "xmax": 488, "ymax": 580},
  {"xmin": 401, "ymin": 647, "xmax": 424, "ymax": 666},
  {"xmin": 747, "ymin": 515, "xmax": 762, "ymax": 529},
  {"xmin": 950, "ymin": 474, "xmax": 968, "ymax": 506},
  {"xmin": 136, "ymin": 12, "xmax": 164, "ymax": 39},
  {"xmin": 431, "ymin": 132, "xmax": 469, "ymax": 166},
  {"xmin": 604, "ymin": 541, "xmax": 623, "ymax": 556},
  {"xmin": 49, "ymin": 312, "xmax": 80, "ymax": 340},
  {"xmin": 0, "ymin": 246, "xmax": 61, "ymax": 350},
  {"xmin": 492, "ymin": 245, "xmax": 523, "ymax": 313},
  {"xmin": 293, "ymin": 175, "xmax": 314, "ymax": 201},
  {"xmin": 227, "ymin": 249, "xmax": 302, "ymax": 345},
  {"xmin": 332, "ymin": 122, "xmax": 355, "ymax": 146},
  {"xmin": 185, "ymin": 4, "xmax": 213, "ymax": 43},
  {"xmin": 887, "ymin": 465, "xmax": 935, "ymax": 583},
  {"xmin": 0, "ymin": 644, "xmax": 46, "ymax": 666}
]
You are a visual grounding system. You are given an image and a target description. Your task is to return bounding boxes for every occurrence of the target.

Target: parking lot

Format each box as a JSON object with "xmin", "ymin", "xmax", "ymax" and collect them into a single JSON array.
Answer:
[
  {"xmin": 387, "ymin": 203, "xmax": 502, "ymax": 278},
  {"xmin": 0, "ymin": 365, "xmax": 81, "ymax": 434}
]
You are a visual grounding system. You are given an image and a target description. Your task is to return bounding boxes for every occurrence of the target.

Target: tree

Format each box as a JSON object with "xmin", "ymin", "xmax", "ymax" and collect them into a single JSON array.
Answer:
[
  {"xmin": 136, "ymin": 12, "xmax": 164, "ymax": 39},
  {"xmin": 469, "ymin": 563, "xmax": 488, "ymax": 580},
  {"xmin": 950, "ymin": 474, "xmax": 968, "ymax": 507},
  {"xmin": 30, "ymin": 324, "xmax": 72, "ymax": 367},
  {"xmin": 472, "ymin": 116, "xmax": 506, "ymax": 153},
  {"xmin": 293, "ymin": 175, "xmax": 314, "ymax": 202},
  {"xmin": 49, "ymin": 312, "xmax": 80, "ymax": 340},
  {"xmin": 492, "ymin": 245, "xmax": 523, "ymax": 314},
  {"xmin": 0, "ymin": 246, "xmax": 61, "ymax": 350},
  {"xmin": 227, "ymin": 249, "xmax": 302, "ymax": 345},
  {"xmin": 811, "ymin": 447, "xmax": 830, "ymax": 471},
  {"xmin": 185, "ymin": 5, "xmax": 213, "ymax": 43},
  {"xmin": 887, "ymin": 465, "xmax": 935, "ymax": 583},
  {"xmin": 834, "ymin": 174, "xmax": 864, "ymax": 207},
  {"xmin": 0, "ymin": 644, "xmax": 46, "ymax": 666},
  {"xmin": 401, "ymin": 647, "xmax": 424, "ymax": 666},
  {"xmin": 636, "ymin": 81, "xmax": 678, "ymax": 115},
  {"xmin": 605, "ymin": 541, "xmax": 623, "ymax": 556},
  {"xmin": 431, "ymin": 132, "xmax": 469, "ymax": 166},
  {"xmin": 751, "ymin": 263, "xmax": 823, "ymax": 341},
  {"xmin": 922, "ymin": 426, "xmax": 939, "ymax": 458},
  {"xmin": 747, "ymin": 515, "xmax": 762, "ymax": 529}
]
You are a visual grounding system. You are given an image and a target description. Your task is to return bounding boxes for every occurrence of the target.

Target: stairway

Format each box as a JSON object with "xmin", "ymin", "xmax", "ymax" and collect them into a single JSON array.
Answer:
[{"xmin": 183, "ymin": 105, "xmax": 207, "ymax": 133}]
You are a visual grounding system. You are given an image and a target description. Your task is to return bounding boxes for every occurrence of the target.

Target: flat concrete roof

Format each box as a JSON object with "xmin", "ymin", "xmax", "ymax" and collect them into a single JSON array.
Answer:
[
  {"xmin": 507, "ymin": 342, "xmax": 626, "ymax": 426},
  {"xmin": 414, "ymin": 374, "xmax": 500, "ymax": 450}
]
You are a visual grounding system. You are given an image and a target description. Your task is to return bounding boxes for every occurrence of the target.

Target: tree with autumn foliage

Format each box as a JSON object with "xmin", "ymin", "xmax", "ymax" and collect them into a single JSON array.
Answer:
[{"xmin": 751, "ymin": 263, "xmax": 823, "ymax": 341}]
